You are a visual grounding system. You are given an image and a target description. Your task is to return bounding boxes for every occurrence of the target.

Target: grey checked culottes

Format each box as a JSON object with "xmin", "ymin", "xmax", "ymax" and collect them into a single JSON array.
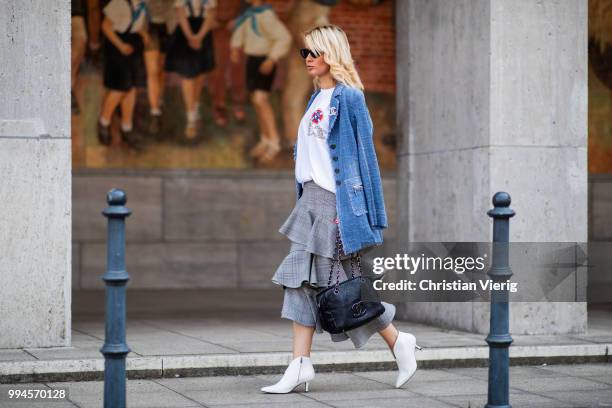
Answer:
[{"xmin": 271, "ymin": 180, "xmax": 395, "ymax": 348}]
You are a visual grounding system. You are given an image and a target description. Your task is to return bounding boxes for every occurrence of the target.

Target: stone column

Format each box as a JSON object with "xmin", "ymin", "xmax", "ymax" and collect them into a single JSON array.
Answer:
[
  {"xmin": 396, "ymin": 0, "xmax": 587, "ymax": 334},
  {"xmin": 0, "ymin": 1, "xmax": 71, "ymax": 347}
]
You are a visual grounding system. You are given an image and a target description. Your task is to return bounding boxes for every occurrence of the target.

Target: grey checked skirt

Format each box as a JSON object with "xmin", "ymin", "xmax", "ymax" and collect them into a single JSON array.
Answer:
[{"xmin": 272, "ymin": 180, "xmax": 395, "ymax": 349}]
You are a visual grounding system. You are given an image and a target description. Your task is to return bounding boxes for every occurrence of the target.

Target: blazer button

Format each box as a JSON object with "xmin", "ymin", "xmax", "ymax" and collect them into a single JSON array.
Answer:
[
  {"xmin": 332, "ymin": 156, "xmax": 338, "ymax": 161},
  {"xmin": 334, "ymin": 168, "xmax": 340, "ymax": 173},
  {"xmin": 330, "ymin": 144, "xmax": 336, "ymax": 149},
  {"xmin": 336, "ymin": 180, "xmax": 341, "ymax": 186}
]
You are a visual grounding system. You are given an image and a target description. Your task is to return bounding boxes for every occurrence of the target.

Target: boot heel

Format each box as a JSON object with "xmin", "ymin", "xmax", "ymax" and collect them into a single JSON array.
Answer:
[
  {"xmin": 415, "ymin": 344, "xmax": 423, "ymax": 350},
  {"xmin": 304, "ymin": 382, "xmax": 310, "ymax": 392}
]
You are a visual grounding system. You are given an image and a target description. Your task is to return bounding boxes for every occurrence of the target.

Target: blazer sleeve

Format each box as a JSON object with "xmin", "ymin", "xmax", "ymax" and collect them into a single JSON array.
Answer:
[{"xmin": 351, "ymin": 90, "xmax": 388, "ymax": 229}]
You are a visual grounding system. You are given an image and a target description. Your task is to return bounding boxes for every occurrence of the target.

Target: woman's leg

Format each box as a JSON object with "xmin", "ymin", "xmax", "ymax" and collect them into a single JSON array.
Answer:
[
  {"xmin": 158, "ymin": 54, "xmax": 167, "ymax": 103},
  {"xmin": 292, "ymin": 321, "xmax": 315, "ymax": 359},
  {"xmin": 181, "ymin": 77, "xmax": 197, "ymax": 114},
  {"xmin": 99, "ymin": 90, "xmax": 125, "ymax": 123},
  {"xmin": 144, "ymin": 49, "xmax": 162, "ymax": 113},
  {"xmin": 251, "ymin": 90, "xmax": 281, "ymax": 161},
  {"xmin": 250, "ymin": 90, "xmax": 269, "ymax": 136},
  {"xmin": 253, "ymin": 90, "xmax": 279, "ymax": 142},
  {"xmin": 71, "ymin": 16, "xmax": 87, "ymax": 90},
  {"xmin": 249, "ymin": 91, "xmax": 271, "ymax": 157},
  {"xmin": 230, "ymin": 50, "xmax": 247, "ymax": 121},
  {"xmin": 379, "ymin": 322, "xmax": 400, "ymax": 354},
  {"xmin": 194, "ymin": 73, "xmax": 205, "ymax": 108},
  {"xmin": 119, "ymin": 88, "xmax": 137, "ymax": 130},
  {"xmin": 181, "ymin": 76, "xmax": 199, "ymax": 139}
]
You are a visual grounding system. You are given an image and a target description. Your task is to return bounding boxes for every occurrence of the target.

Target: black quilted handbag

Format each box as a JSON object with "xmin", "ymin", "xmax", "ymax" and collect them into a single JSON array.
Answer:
[{"xmin": 315, "ymin": 228, "xmax": 385, "ymax": 334}]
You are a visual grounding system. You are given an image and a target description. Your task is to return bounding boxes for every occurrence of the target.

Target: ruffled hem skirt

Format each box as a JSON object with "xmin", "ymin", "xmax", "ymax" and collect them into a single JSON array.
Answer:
[{"xmin": 271, "ymin": 180, "xmax": 395, "ymax": 349}]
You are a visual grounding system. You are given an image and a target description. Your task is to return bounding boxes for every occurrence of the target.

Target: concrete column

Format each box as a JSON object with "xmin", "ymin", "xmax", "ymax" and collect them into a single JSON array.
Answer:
[
  {"xmin": 396, "ymin": 0, "xmax": 587, "ymax": 334},
  {"xmin": 0, "ymin": 1, "xmax": 71, "ymax": 347}
]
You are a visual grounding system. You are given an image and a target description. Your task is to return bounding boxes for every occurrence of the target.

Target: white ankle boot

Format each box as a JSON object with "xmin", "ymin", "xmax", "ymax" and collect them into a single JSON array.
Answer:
[
  {"xmin": 260, "ymin": 356, "xmax": 315, "ymax": 393},
  {"xmin": 392, "ymin": 331, "xmax": 423, "ymax": 388}
]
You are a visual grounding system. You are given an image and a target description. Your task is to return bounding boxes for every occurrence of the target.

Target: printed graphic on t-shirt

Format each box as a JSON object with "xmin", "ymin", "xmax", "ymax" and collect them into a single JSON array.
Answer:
[{"xmin": 308, "ymin": 109, "xmax": 326, "ymax": 139}]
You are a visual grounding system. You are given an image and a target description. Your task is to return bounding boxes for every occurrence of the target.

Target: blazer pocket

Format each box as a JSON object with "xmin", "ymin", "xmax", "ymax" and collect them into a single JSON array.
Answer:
[{"xmin": 345, "ymin": 176, "xmax": 368, "ymax": 216}]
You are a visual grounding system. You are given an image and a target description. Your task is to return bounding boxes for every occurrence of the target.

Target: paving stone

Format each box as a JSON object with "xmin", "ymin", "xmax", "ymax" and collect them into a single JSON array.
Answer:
[
  {"xmin": 208, "ymin": 402, "xmax": 328, "ymax": 408},
  {"xmin": 22, "ymin": 365, "xmax": 612, "ymax": 407},
  {"xmin": 509, "ymin": 375, "xmax": 610, "ymax": 393},
  {"xmin": 354, "ymin": 368, "xmax": 471, "ymax": 386},
  {"xmin": 437, "ymin": 391, "xmax": 572, "ymax": 408},
  {"xmin": 585, "ymin": 375, "xmax": 612, "ymax": 385},
  {"xmin": 331, "ymin": 396, "xmax": 456, "ymax": 408},
  {"xmin": 538, "ymin": 389, "xmax": 612, "ymax": 407},
  {"xmin": 128, "ymin": 335, "xmax": 237, "ymax": 356},
  {"xmin": 404, "ymin": 378, "xmax": 489, "ymax": 397},
  {"xmin": 440, "ymin": 365, "xmax": 569, "ymax": 381},
  {"xmin": 0, "ymin": 402, "xmax": 77, "ymax": 408},
  {"xmin": 512, "ymin": 334, "xmax": 595, "ymax": 346},
  {"xmin": 156, "ymin": 375, "xmax": 312, "ymax": 405},
  {"xmin": 0, "ymin": 350, "xmax": 37, "ymax": 362},
  {"xmin": 535, "ymin": 362, "xmax": 612, "ymax": 377},
  {"xmin": 46, "ymin": 379, "xmax": 201, "ymax": 408},
  {"xmin": 218, "ymin": 340, "xmax": 330, "ymax": 353},
  {"xmin": 256, "ymin": 372, "xmax": 418, "ymax": 402}
]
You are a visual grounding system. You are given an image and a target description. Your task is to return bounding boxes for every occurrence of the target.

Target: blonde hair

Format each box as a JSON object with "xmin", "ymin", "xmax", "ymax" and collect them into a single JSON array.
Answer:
[{"xmin": 303, "ymin": 24, "xmax": 364, "ymax": 90}]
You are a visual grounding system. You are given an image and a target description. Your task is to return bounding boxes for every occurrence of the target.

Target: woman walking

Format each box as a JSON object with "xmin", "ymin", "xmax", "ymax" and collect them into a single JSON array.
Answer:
[{"xmin": 263, "ymin": 24, "xmax": 421, "ymax": 394}]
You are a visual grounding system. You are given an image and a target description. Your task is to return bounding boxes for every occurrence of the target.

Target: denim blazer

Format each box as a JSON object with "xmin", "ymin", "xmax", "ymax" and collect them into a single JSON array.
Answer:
[{"xmin": 293, "ymin": 83, "xmax": 388, "ymax": 255}]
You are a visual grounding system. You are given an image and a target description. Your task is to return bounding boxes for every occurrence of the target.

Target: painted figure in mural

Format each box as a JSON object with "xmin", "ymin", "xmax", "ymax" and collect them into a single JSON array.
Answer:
[
  {"xmin": 262, "ymin": 24, "xmax": 422, "ymax": 394},
  {"xmin": 71, "ymin": 0, "xmax": 88, "ymax": 115},
  {"xmin": 230, "ymin": 0, "xmax": 292, "ymax": 163},
  {"xmin": 165, "ymin": 0, "xmax": 218, "ymax": 142},
  {"xmin": 143, "ymin": 0, "xmax": 174, "ymax": 136},
  {"xmin": 588, "ymin": 0, "xmax": 612, "ymax": 173},
  {"xmin": 98, "ymin": 0, "xmax": 151, "ymax": 151},
  {"xmin": 281, "ymin": 0, "xmax": 334, "ymax": 154},
  {"xmin": 208, "ymin": 1, "xmax": 249, "ymax": 127}
]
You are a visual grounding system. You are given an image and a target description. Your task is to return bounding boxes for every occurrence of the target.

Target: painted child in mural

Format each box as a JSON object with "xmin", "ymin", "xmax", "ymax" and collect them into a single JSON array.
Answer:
[
  {"xmin": 165, "ymin": 0, "xmax": 218, "ymax": 142},
  {"xmin": 281, "ymin": 0, "xmax": 333, "ymax": 154},
  {"xmin": 98, "ymin": 0, "xmax": 151, "ymax": 151},
  {"xmin": 230, "ymin": 0, "xmax": 292, "ymax": 163},
  {"xmin": 208, "ymin": 0, "xmax": 250, "ymax": 127},
  {"xmin": 144, "ymin": 0, "xmax": 175, "ymax": 137},
  {"xmin": 71, "ymin": 0, "xmax": 88, "ymax": 115}
]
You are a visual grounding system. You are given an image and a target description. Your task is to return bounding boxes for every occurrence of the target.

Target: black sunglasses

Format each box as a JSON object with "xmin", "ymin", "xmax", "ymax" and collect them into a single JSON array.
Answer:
[{"xmin": 299, "ymin": 48, "xmax": 320, "ymax": 59}]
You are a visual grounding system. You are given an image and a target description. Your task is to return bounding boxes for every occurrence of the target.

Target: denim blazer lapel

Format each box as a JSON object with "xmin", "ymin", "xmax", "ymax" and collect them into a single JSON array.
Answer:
[{"xmin": 327, "ymin": 83, "xmax": 344, "ymax": 133}]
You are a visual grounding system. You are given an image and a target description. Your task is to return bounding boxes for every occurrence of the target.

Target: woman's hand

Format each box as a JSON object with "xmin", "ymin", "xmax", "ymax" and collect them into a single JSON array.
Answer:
[
  {"xmin": 118, "ymin": 41, "xmax": 134, "ymax": 55},
  {"xmin": 188, "ymin": 34, "xmax": 203, "ymax": 50},
  {"xmin": 259, "ymin": 58, "xmax": 276, "ymax": 75}
]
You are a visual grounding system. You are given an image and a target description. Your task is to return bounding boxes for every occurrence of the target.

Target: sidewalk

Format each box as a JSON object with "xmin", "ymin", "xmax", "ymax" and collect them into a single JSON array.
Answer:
[
  {"xmin": 2, "ymin": 363, "xmax": 612, "ymax": 407},
  {"xmin": 1, "ymin": 297, "xmax": 611, "ymax": 384}
]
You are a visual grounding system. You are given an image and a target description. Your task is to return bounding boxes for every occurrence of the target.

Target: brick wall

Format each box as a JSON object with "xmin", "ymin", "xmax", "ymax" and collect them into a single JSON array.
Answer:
[
  {"xmin": 223, "ymin": 0, "xmax": 396, "ymax": 93},
  {"xmin": 329, "ymin": 0, "xmax": 395, "ymax": 93}
]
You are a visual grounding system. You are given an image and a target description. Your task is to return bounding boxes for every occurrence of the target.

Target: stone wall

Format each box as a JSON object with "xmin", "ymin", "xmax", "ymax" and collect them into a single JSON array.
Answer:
[
  {"xmin": 0, "ymin": 0, "xmax": 71, "ymax": 348},
  {"xmin": 72, "ymin": 170, "xmax": 398, "ymax": 290},
  {"xmin": 396, "ymin": 0, "xmax": 590, "ymax": 334}
]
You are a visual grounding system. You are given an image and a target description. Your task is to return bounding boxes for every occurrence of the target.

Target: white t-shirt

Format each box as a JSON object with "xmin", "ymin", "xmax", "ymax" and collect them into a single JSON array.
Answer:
[
  {"xmin": 103, "ymin": 0, "xmax": 148, "ymax": 33},
  {"xmin": 173, "ymin": 0, "xmax": 216, "ymax": 18},
  {"xmin": 295, "ymin": 86, "xmax": 337, "ymax": 194}
]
